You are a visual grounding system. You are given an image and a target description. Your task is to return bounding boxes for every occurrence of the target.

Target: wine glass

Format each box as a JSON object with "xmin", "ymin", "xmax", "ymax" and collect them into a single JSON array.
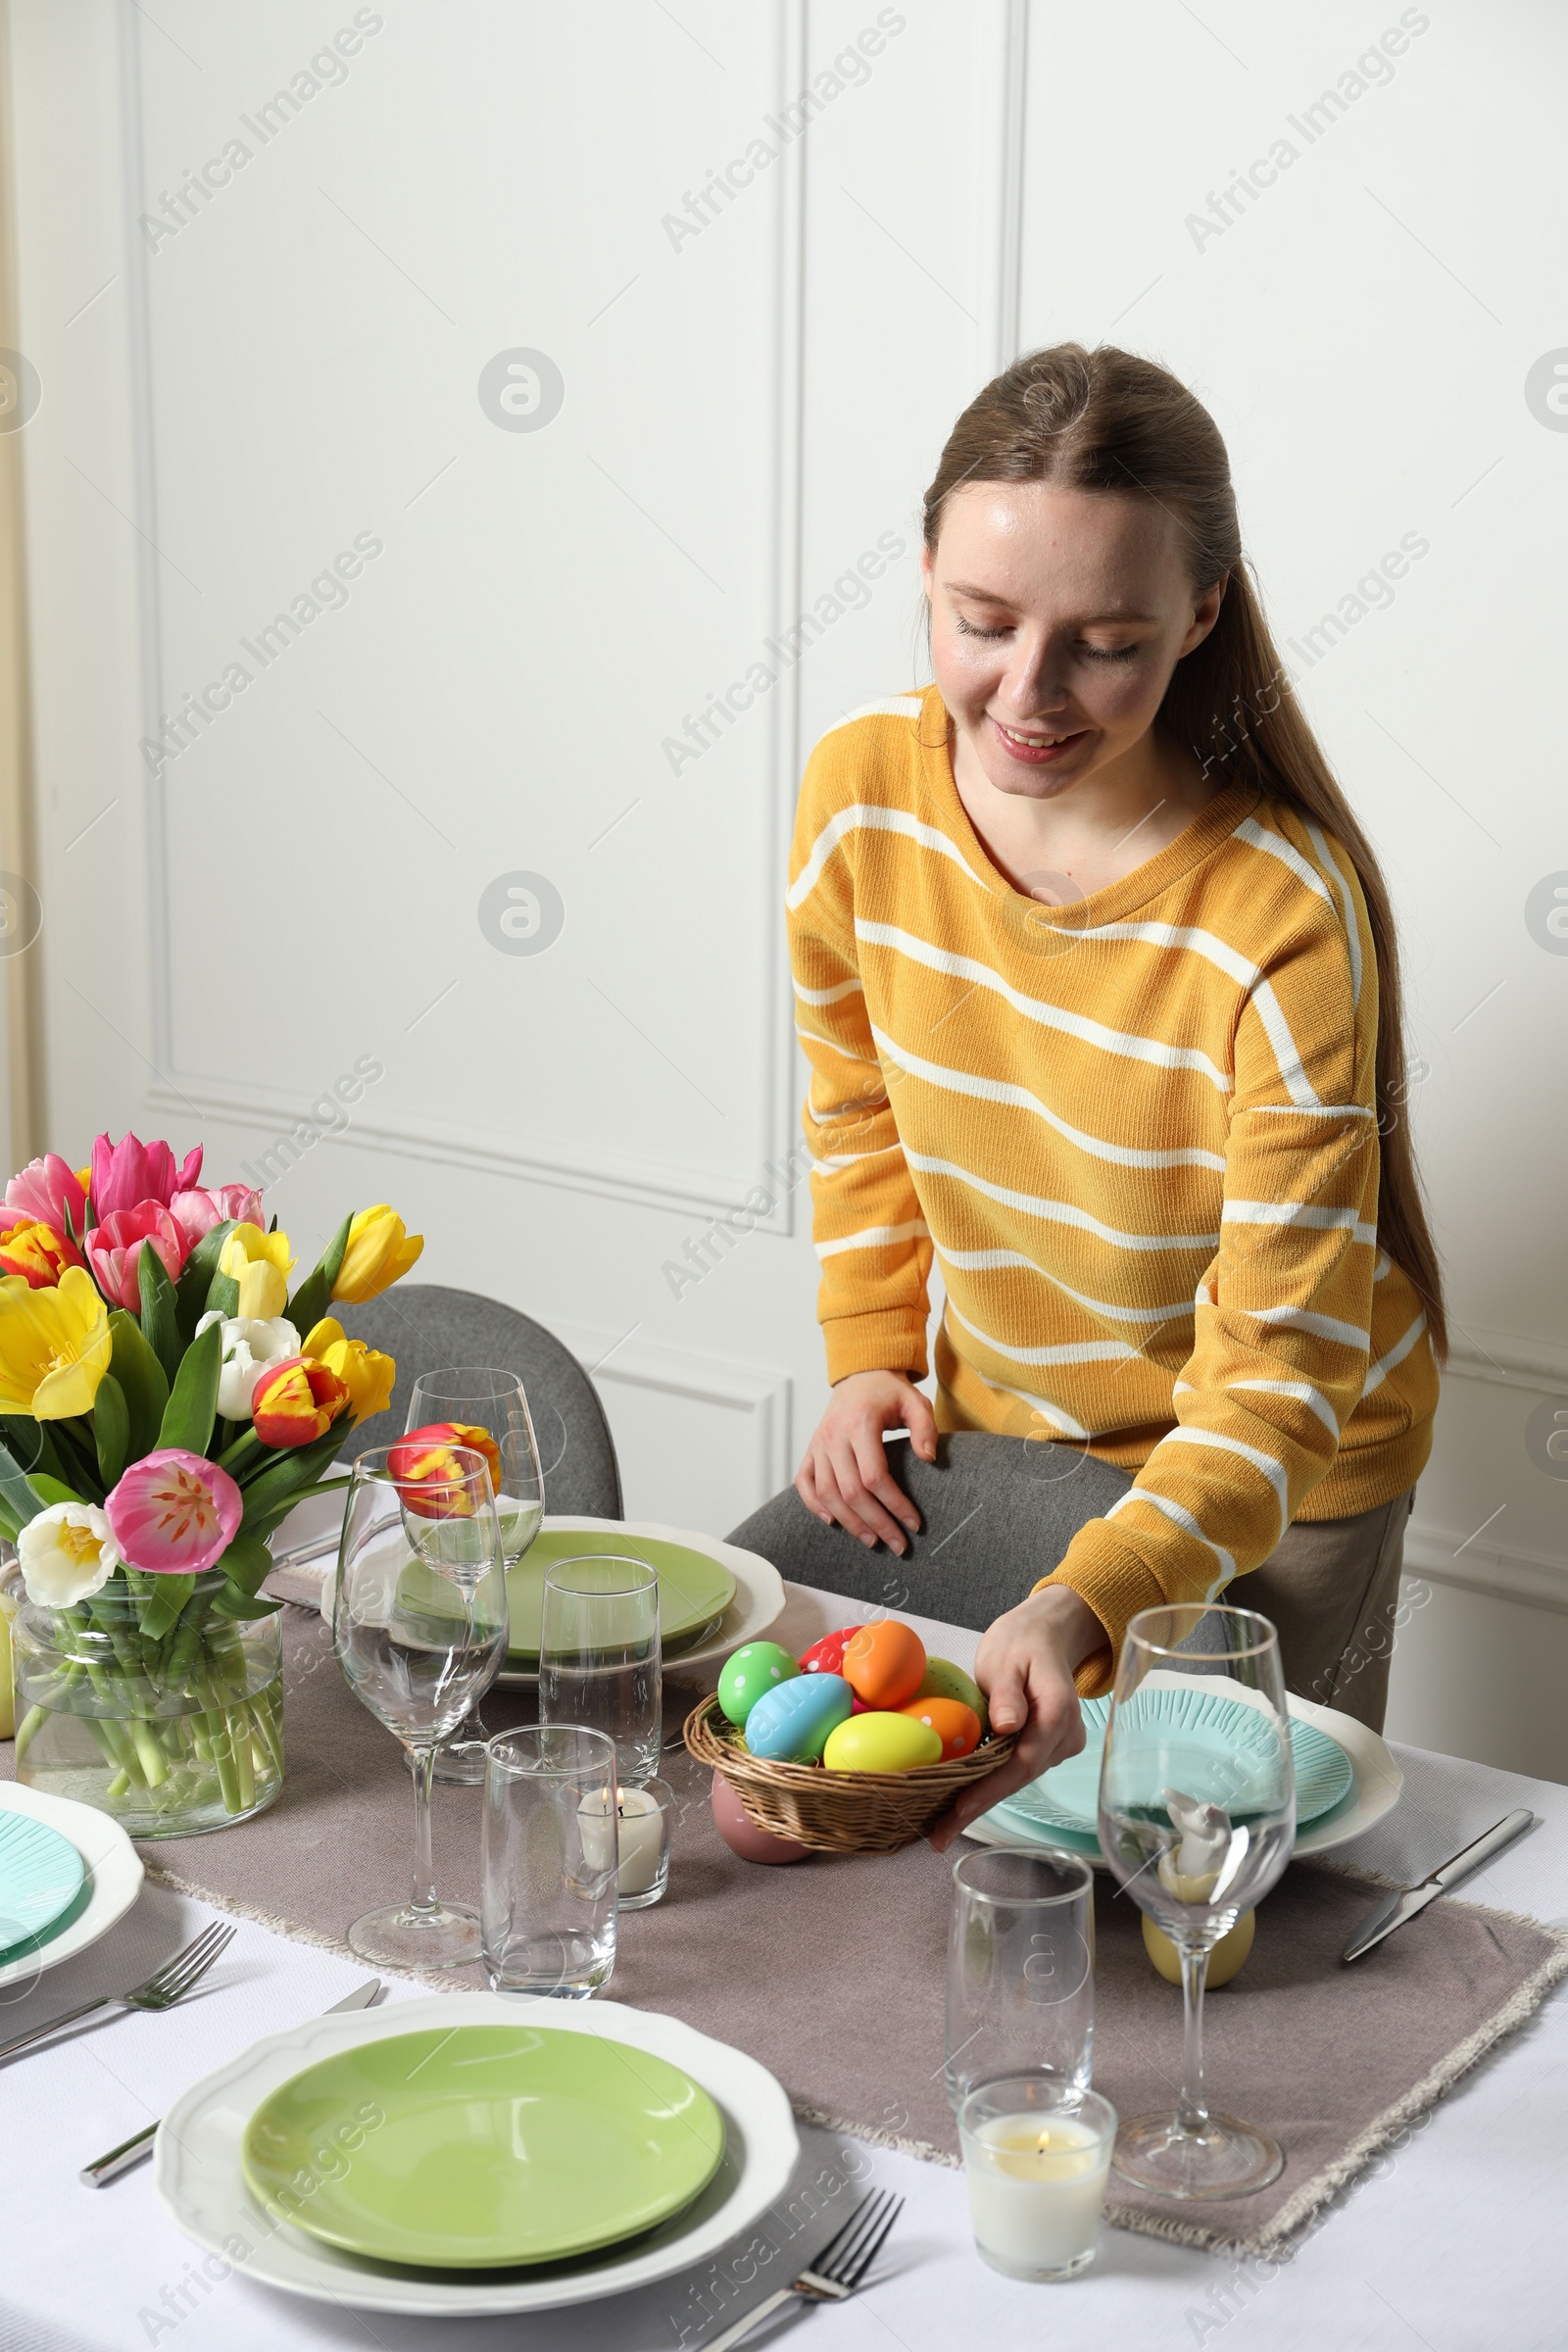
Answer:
[
  {"xmin": 331, "ymin": 1443, "xmax": 510, "ymax": 1967},
  {"xmin": 406, "ymin": 1369, "xmax": 545, "ymax": 1782},
  {"xmin": 1098, "ymin": 1603, "xmax": 1295, "ymax": 2199}
]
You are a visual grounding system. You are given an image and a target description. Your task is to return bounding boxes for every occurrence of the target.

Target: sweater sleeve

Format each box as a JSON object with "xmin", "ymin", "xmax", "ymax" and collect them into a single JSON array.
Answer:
[
  {"xmin": 788, "ymin": 752, "xmax": 934, "ymax": 1383},
  {"xmin": 1038, "ymin": 898, "xmax": 1386, "ymax": 1692}
]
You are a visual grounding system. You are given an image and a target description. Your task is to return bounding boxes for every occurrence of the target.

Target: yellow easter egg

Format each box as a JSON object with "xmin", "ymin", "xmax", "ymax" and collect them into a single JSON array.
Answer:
[
  {"xmin": 1143, "ymin": 1908, "xmax": 1255, "ymax": 1987},
  {"xmin": 823, "ymin": 1711, "xmax": 943, "ymax": 1773}
]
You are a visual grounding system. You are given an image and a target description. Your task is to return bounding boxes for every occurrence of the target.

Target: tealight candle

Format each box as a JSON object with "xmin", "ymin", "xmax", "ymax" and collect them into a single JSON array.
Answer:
[{"xmin": 959, "ymin": 2078, "xmax": 1117, "ymax": 2282}]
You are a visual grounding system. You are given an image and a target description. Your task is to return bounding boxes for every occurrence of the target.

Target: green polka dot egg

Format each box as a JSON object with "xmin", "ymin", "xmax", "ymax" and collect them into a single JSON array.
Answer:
[{"xmin": 717, "ymin": 1642, "xmax": 801, "ymax": 1729}]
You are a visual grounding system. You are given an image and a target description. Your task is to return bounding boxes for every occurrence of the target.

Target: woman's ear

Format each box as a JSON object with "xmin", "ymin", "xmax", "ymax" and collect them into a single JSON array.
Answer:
[
  {"xmin": 918, "ymin": 541, "xmax": 935, "ymax": 601},
  {"xmin": 1179, "ymin": 571, "xmax": 1227, "ymax": 658}
]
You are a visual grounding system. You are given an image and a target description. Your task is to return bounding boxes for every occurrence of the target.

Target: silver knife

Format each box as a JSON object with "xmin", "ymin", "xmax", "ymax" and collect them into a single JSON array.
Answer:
[
  {"xmin": 79, "ymin": 1976, "xmax": 382, "ymax": 2185},
  {"xmin": 1343, "ymin": 1810, "xmax": 1534, "ymax": 1963}
]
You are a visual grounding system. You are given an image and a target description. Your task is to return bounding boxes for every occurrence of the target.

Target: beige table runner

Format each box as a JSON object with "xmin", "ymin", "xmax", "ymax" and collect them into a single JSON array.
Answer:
[{"xmin": 122, "ymin": 1608, "xmax": 1568, "ymax": 2258}]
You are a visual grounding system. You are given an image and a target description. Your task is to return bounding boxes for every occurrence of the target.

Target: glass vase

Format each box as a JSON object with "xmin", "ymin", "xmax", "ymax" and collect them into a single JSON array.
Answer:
[{"xmin": 10, "ymin": 1569, "xmax": 284, "ymax": 1838}]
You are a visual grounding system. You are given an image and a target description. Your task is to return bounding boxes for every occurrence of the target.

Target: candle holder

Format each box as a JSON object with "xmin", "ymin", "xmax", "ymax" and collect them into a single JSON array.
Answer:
[
  {"xmin": 959, "ymin": 2075, "xmax": 1117, "ymax": 2282},
  {"xmin": 614, "ymin": 1778, "xmax": 674, "ymax": 1909}
]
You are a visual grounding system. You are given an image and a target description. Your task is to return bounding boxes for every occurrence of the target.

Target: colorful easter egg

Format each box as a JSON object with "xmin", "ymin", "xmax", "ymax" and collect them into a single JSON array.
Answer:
[
  {"xmin": 717, "ymin": 1642, "xmax": 800, "ymax": 1728},
  {"xmin": 745, "ymin": 1673, "xmax": 855, "ymax": 1763},
  {"xmin": 915, "ymin": 1656, "xmax": 987, "ymax": 1732},
  {"xmin": 842, "ymin": 1619, "xmax": 926, "ymax": 1711},
  {"xmin": 799, "ymin": 1626, "xmax": 858, "ymax": 1676},
  {"xmin": 710, "ymin": 1772, "xmax": 810, "ymax": 1865},
  {"xmin": 823, "ymin": 1710, "xmax": 942, "ymax": 1774},
  {"xmin": 899, "ymin": 1695, "xmax": 982, "ymax": 1759}
]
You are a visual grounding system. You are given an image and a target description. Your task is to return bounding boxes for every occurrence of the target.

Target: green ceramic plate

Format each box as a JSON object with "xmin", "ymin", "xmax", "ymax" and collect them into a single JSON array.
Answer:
[
  {"xmin": 241, "ymin": 2026, "xmax": 726, "ymax": 2270},
  {"xmin": 506, "ymin": 1530, "xmax": 736, "ymax": 1667},
  {"xmin": 0, "ymin": 1812, "xmax": 85, "ymax": 1950}
]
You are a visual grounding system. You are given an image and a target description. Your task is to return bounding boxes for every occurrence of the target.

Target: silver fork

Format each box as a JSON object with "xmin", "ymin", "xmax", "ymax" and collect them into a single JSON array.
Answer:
[
  {"xmin": 704, "ymin": 2189, "xmax": 904, "ymax": 2352},
  {"xmin": 0, "ymin": 1921, "xmax": 235, "ymax": 2065}
]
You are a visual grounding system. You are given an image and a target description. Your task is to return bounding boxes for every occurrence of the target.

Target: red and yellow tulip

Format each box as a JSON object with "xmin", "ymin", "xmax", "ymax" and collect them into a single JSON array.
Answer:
[
  {"xmin": 387, "ymin": 1422, "xmax": 495, "ymax": 1519},
  {"xmin": 251, "ymin": 1353, "xmax": 351, "ymax": 1448},
  {"xmin": 0, "ymin": 1217, "xmax": 83, "ymax": 1291}
]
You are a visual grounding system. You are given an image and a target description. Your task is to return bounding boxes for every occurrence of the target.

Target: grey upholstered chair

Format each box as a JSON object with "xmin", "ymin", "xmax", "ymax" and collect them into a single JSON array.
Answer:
[{"xmin": 337, "ymin": 1284, "xmax": 623, "ymax": 1520}]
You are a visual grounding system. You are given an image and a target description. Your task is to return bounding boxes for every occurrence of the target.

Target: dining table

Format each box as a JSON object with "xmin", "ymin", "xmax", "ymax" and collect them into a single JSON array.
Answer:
[{"xmin": 2, "ymin": 1575, "xmax": 1564, "ymax": 2352}]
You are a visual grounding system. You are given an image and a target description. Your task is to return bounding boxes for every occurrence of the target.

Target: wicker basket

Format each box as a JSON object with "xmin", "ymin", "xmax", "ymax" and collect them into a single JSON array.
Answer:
[{"xmin": 683, "ymin": 1692, "xmax": 1017, "ymax": 1855}]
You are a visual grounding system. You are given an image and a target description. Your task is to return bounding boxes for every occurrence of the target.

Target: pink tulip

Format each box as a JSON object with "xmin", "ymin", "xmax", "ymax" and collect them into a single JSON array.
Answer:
[
  {"xmin": 90, "ymin": 1131, "xmax": 204, "ymax": 1221},
  {"xmin": 4, "ymin": 1153, "xmax": 88, "ymax": 1238},
  {"xmin": 85, "ymin": 1201, "xmax": 190, "ymax": 1311},
  {"xmin": 170, "ymin": 1185, "xmax": 264, "ymax": 1249},
  {"xmin": 105, "ymin": 1448, "xmax": 243, "ymax": 1576}
]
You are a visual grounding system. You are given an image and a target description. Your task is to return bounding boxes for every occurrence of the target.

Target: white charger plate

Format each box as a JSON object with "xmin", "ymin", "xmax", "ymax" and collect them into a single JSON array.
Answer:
[
  {"xmin": 966, "ymin": 1691, "xmax": 1402, "ymax": 1867},
  {"xmin": 156, "ymin": 1990, "xmax": 800, "ymax": 2318},
  {"xmin": 0, "ymin": 1782, "xmax": 144, "ymax": 1988}
]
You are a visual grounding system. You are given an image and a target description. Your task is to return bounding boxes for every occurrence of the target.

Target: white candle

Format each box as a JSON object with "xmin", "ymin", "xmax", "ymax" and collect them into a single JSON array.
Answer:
[
  {"xmin": 963, "ymin": 2111, "xmax": 1113, "ymax": 2278},
  {"xmin": 614, "ymin": 1787, "xmax": 667, "ymax": 1896}
]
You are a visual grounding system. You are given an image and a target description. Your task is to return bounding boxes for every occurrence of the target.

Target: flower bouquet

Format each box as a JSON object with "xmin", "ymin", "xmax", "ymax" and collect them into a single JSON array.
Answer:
[{"xmin": 0, "ymin": 1132, "xmax": 420, "ymax": 1836}]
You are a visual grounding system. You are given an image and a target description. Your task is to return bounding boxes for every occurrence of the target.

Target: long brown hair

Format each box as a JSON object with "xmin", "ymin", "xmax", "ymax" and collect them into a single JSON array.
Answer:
[{"xmin": 922, "ymin": 342, "xmax": 1446, "ymax": 1357}]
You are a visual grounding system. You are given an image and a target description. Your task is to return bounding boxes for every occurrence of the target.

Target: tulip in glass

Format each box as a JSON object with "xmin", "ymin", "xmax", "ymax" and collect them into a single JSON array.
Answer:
[
  {"xmin": 251, "ymin": 1354, "xmax": 350, "ymax": 1447},
  {"xmin": 104, "ymin": 1448, "xmax": 244, "ymax": 1577},
  {"xmin": 331, "ymin": 1204, "xmax": 423, "ymax": 1304},
  {"xmin": 17, "ymin": 1502, "xmax": 122, "ymax": 1607},
  {"xmin": 3, "ymin": 1152, "xmax": 88, "ymax": 1236},
  {"xmin": 0, "ymin": 1218, "xmax": 82, "ymax": 1289},
  {"xmin": 302, "ymin": 1317, "xmax": 396, "ymax": 1426},
  {"xmin": 219, "ymin": 1224, "xmax": 295, "ymax": 1321},
  {"xmin": 90, "ymin": 1130, "xmax": 203, "ymax": 1220},
  {"xmin": 85, "ymin": 1201, "xmax": 189, "ymax": 1310},
  {"xmin": 0, "ymin": 1266, "xmax": 112, "ymax": 1418}
]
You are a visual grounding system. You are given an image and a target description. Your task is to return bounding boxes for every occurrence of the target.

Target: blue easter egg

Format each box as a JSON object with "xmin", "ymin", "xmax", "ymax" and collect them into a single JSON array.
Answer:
[{"xmin": 744, "ymin": 1673, "xmax": 855, "ymax": 1764}]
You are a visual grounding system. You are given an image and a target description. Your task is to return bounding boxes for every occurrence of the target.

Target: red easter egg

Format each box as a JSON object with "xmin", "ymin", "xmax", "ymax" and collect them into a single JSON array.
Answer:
[
  {"xmin": 710, "ymin": 1772, "xmax": 811, "ymax": 1866},
  {"xmin": 799, "ymin": 1626, "xmax": 870, "ymax": 1710},
  {"xmin": 843, "ymin": 1619, "xmax": 926, "ymax": 1711},
  {"xmin": 899, "ymin": 1695, "xmax": 982, "ymax": 1759}
]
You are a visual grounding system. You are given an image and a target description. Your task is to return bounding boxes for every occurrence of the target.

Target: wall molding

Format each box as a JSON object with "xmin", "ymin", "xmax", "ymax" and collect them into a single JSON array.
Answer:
[
  {"xmin": 1406, "ymin": 1519, "xmax": 1568, "ymax": 1618},
  {"xmin": 554, "ymin": 1318, "xmax": 793, "ymax": 1504},
  {"xmin": 123, "ymin": 2, "xmax": 808, "ymax": 1232},
  {"xmin": 1441, "ymin": 1324, "xmax": 1568, "ymax": 1396}
]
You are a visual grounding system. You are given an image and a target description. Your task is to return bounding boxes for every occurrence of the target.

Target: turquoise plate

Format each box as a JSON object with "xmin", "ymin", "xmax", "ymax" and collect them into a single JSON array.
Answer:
[
  {"xmin": 1000, "ymin": 1690, "xmax": 1353, "ymax": 1838},
  {"xmin": 0, "ymin": 1812, "xmax": 85, "ymax": 1949}
]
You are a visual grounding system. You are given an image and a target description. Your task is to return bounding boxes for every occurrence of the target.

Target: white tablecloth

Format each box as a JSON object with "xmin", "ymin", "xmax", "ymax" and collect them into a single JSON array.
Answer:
[{"xmin": 4, "ymin": 1586, "xmax": 1564, "ymax": 2352}]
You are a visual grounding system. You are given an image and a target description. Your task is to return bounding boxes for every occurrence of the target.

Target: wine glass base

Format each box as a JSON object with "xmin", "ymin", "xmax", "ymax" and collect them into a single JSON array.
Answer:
[
  {"xmin": 347, "ymin": 1900, "xmax": 482, "ymax": 1970},
  {"xmin": 1112, "ymin": 2112, "xmax": 1284, "ymax": 2200}
]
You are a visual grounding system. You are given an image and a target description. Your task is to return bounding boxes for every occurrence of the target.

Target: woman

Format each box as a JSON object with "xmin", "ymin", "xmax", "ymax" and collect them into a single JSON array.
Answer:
[{"xmin": 729, "ymin": 344, "xmax": 1441, "ymax": 1840}]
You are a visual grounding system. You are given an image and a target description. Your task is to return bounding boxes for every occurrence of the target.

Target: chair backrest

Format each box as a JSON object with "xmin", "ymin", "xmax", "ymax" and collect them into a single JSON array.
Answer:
[{"xmin": 338, "ymin": 1284, "xmax": 623, "ymax": 1520}]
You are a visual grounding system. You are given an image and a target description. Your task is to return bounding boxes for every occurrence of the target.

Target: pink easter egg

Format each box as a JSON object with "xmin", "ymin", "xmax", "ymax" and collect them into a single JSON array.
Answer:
[{"xmin": 710, "ymin": 1772, "xmax": 811, "ymax": 1866}]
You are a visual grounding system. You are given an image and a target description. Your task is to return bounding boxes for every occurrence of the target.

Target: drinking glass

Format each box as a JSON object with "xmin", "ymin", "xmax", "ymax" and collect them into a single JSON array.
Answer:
[
  {"xmin": 481, "ymin": 1725, "xmax": 619, "ymax": 1997},
  {"xmin": 406, "ymin": 1369, "xmax": 545, "ymax": 1784},
  {"xmin": 1099, "ymin": 1603, "xmax": 1296, "ymax": 2198},
  {"xmin": 331, "ymin": 1444, "xmax": 509, "ymax": 1968},
  {"xmin": 946, "ymin": 1848, "xmax": 1095, "ymax": 2111},
  {"xmin": 537, "ymin": 1555, "xmax": 661, "ymax": 1788},
  {"xmin": 959, "ymin": 2077, "xmax": 1118, "ymax": 2282}
]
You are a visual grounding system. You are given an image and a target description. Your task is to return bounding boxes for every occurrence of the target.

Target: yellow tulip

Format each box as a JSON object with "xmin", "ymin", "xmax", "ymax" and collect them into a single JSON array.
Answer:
[
  {"xmin": 331, "ymin": 1206, "xmax": 423, "ymax": 1305},
  {"xmin": 220, "ymin": 1223, "xmax": 295, "ymax": 1321},
  {"xmin": 0, "ymin": 1265, "xmax": 113, "ymax": 1419},
  {"xmin": 302, "ymin": 1316, "xmax": 396, "ymax": 1426}
]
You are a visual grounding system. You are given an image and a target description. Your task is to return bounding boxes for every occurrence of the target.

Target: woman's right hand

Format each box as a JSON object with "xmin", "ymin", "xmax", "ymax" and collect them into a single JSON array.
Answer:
[{"xmin": 795, "ymin": 1370, "xmax": 938, "ymax": 1555}]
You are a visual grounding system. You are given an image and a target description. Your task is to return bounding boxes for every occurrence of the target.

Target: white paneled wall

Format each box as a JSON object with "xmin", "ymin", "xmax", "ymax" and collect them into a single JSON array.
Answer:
[{"xmin": 7, "ymin": 0, "xmax": 1567, "ymax": 1775}]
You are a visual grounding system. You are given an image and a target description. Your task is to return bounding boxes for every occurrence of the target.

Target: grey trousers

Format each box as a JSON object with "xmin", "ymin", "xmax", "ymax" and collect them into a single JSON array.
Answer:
[{"xmin": 726, "ymin": 1433, "xmax": 1413, "ymax": 1732}]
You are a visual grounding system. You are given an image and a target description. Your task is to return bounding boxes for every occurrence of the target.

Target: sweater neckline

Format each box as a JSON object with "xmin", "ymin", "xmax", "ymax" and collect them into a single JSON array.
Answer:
[{"xmin": 914, "ymin": 682, "xmax": 1263, "ymax": 928}]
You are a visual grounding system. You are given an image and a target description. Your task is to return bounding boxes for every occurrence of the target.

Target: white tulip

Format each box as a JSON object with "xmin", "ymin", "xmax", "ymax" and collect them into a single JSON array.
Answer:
[
  {"xmin": 196, "ymin": 1311, "xmax": 301, "ymax": 1420},
  {"xmin": 18, "ymin": 1502, "xmax": 121, "ymax": 1608}
]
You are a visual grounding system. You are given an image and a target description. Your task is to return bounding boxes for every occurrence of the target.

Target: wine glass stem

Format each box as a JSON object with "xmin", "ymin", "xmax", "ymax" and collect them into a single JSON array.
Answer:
[
  {"xmin": 1177, "ymin": 1940, "xmax": 1212, "ymax": 2136},
  {"xmin": 410, "ymin": 1741, "xmax": 438, "ymax": 1916}
]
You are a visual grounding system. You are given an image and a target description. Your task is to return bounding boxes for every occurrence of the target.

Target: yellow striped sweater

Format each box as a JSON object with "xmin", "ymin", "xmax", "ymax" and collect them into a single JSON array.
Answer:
[{"xmin": 788, "ymin": 686, "xmax": 1437, "ymax": 1688}]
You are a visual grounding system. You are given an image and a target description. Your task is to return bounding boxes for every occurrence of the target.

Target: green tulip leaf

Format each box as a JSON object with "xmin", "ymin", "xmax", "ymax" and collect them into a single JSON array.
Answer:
[
  {"xmin": 173, "ymin": 1219, "xmax": 235, "ymax": 1345},
  {"xmin": 211, "ymin": 1588, "xmax": 283, "ymax": 1620},
  {"xmin": 0, "ymin": 1438, "xmax": 47, "ymax": 1528},
  {"xmin": 137, "ymin": 1570, "xmax": 196, "ymax": 1642},
  {"xmin": 107, "ymin": 1312, "xmax": 171, "ymax": 1460},
  {"xmin": 285, "ymin": 1211, "xmax": 353, "ymax": 1341},
  {"xmin": 1, "ymin": 1413, "xmax": 71, "ymax": 1493},
  {"xmin": 238, "ymin": 1426, "xmax": 345, "ymax": 1532},
  {"xmin": 93, "ymin": 1373, "xmax": 131, "ymax": 1488},
  {"xmin": 217, "ymin": 1529, "xmax": 275, "ymax": 1601},
  {"xmin": 157, "ymin": 1316, "xmax": 221, "ymax": 1456},
  {"xmin": 28, "ymin": 1472, "xmax": 91, "ymax": 1508},
  {"xmin": 137, "ymin": 1247, "xmax": 183, "ymax": 1384}
]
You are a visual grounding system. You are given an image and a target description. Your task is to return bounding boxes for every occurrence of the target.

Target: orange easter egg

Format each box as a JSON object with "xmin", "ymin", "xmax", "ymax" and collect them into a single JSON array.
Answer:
[
  {"xmin": 842, "ymin": 1618, "xmax": 926, "ymax": 1710},
  {"xmin": 899, "ymin": 1695, "xmax": 982, "ymax": 1759}
]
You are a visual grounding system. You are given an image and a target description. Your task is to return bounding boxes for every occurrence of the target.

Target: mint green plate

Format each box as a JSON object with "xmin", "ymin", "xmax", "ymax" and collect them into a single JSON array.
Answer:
[
  {"xmin": 506, "ymin": 1531, "xmax": 735, "ymax": 1667},
  {"xmin": 1001, "ymin": 1691, "xmax": 1353, "ymax": 1836},
  {"xmin": 241, "ymin": 2026, "xmax": 726, "ymax": 2270},
  {"xmin": 0, "ymin": 1812, "xmax": 85, "ymax": 1949}
]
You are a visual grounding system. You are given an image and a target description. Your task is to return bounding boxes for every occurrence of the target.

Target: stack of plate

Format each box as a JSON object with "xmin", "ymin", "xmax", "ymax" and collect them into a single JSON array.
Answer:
[
  {"xmin": 969, "ymin": 1690, "xmax": 1402, "ymax": 1865},
  {"xmin": 0, "ymin": 1785, "xmax": 144, "ymax": 1990},
  {"xmin": 157, "ymin": 1992, "xmax": 800, "ymax": 2319},
  {"xmin": 498, "ymin": 1518, "xmax": 783, "ymax": 1686}
]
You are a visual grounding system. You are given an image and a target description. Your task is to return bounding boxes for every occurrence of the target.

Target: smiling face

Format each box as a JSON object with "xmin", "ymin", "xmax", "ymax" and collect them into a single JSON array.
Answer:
[{"xmin": 921, "ymin": 479, "xmax": 1225, "ymax": 803}]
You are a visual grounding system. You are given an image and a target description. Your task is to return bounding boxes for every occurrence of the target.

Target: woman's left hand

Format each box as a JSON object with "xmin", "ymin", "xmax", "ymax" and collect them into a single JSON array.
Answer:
[{"xmin": 927, "ymin": 1584, "xmax": 1109, "ymax": 1850}]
